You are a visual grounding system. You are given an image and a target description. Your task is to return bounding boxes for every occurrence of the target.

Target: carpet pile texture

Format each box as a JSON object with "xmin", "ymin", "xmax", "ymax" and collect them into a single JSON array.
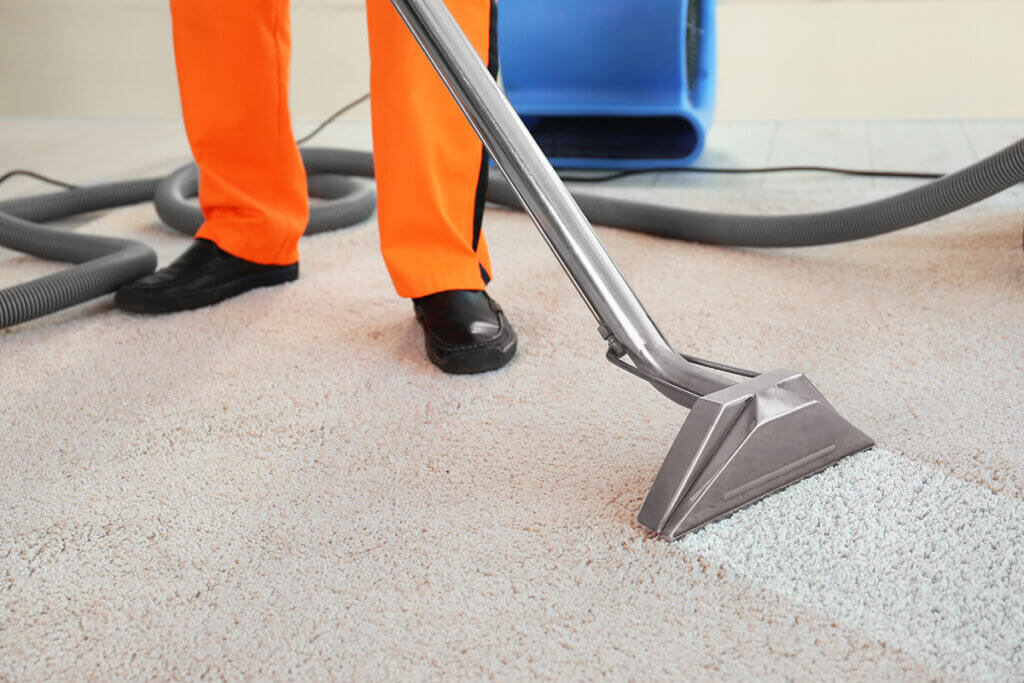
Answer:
[{"xmin": 2, "ymin": 180, "xmax": 1022, "ymax": 679}]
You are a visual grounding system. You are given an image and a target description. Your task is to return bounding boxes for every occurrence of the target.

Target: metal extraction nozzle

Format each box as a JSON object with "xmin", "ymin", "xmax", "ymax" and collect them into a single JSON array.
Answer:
[{"xmin": 637, "ymin": 369, "xmax": 874, "ymax": 540}]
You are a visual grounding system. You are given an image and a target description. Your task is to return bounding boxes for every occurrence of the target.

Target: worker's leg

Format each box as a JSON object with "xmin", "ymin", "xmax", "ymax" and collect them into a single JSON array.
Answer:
[
  {"xmin": 366, "ymin": 0, "xmax": 497, "ymax": 299},
  {"xmin": 365, "ymin": 0, "xmax": 515, "ymax": 374},
  {"xmin": 171, "ymin": 0, "xmax": 308, "ymax": 266},
  {"xmin": 117, "ymin": 0, "xmax": 307, "ymax": 313}
]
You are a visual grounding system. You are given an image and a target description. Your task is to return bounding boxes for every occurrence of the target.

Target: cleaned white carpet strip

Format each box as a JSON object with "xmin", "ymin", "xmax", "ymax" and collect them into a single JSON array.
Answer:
[{"xmin": 684, "ymin": 449, "xmax": 1024, "ymax": 678}]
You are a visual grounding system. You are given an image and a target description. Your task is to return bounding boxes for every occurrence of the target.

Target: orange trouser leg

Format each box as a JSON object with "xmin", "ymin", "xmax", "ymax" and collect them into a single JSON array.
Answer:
[
  {"xmin": 366, "ymin": 0, "xmax": 497, "ymax": 299},
  {"xmin": 170, "ymin": 0, "xmax": 308, "ymax": 266}
]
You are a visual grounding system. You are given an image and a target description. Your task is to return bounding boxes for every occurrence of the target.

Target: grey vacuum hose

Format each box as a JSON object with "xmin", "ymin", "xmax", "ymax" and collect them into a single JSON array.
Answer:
[
  {"xmin": 154, "ymin": 148, "xmax": 377, "ymax": 236},
  {"xmin": 2, "ymin": 140, "xmax": 1022, "ymax": 330},
  {"xmin": 0, "ymin": 180, "xmax": 160, "ymax": 329},
  {"xmin": 0, "ymin": 149, "xmax": 376, "ymax": 329},
  {"xmin": 483, "ymin": 137, "xmax": 1024, "ymax": 247},
  {"xmin": 157, "ymin": 142, "xmax": 1024, "ymax": 249}
]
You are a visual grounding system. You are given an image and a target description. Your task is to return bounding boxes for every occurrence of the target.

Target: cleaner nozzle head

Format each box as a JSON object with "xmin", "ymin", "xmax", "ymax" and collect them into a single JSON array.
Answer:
[{"xmin": 637, "ymin": 369, "xmax": 874, "ymax": 541}]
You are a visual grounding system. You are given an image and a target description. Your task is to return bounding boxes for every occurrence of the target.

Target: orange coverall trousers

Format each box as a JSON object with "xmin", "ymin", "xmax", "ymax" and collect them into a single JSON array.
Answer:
[{"xmin": 169, "ymin": 0, "xmax": 496, "ymax": 298}]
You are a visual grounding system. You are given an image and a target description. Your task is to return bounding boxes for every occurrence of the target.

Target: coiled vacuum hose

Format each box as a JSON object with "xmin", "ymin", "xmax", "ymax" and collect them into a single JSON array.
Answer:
[
  {"xmin": 2, "ymin": 140, "xmax": 1022, "ymax": 329},
  {"xmin": 0, "ymin": 180, "xmax": 160, "ymax": 329},
  {"xmin": 0, "ymin": 149, "xmax": 376, "ymax": 329}
]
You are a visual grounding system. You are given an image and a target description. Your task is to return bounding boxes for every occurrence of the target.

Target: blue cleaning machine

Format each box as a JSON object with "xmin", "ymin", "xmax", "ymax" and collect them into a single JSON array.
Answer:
[{"xmin": 497, "ymin": 0, "xmax": 716, "ymax": 169}]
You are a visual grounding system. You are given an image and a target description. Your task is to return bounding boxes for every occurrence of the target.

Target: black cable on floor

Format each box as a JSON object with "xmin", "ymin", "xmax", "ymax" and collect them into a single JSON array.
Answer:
[
  {"xmin": 0, "ymin": 169, "xmax": 79, "ymax": 190},
  {"xmin": 0, "ymin": 93, "xmax": 374, "ymax": 192},
  {"xmin": 558, "ymin": 165, "xmax": 945, "ymax": 183},
  {"xmin": 295, "ymin": 92, "xmax": 371, "ymax": 145}
]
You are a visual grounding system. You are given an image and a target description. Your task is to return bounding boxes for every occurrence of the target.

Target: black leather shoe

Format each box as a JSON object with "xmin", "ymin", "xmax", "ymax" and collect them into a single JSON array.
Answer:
[
  {"xmin": 413, "ymin": 290, "xmax": 517, "ymax": 374},
  {"xmin": 115, "ymin": 238, "xmax": 298, "ymax": 314}
]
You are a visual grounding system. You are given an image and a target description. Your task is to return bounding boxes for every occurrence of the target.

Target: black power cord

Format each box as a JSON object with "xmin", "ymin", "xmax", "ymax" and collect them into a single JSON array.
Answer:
[
  {"xmin": 0, "ymin": 93, "xmax": 373, "ymax": 192},
  {"xmin": 1, "ymin": 94, "xmax": 952, "ymax": 190},
  {"xmin": 558, "ymin": 165, "xmax": 944, "ymax": 183},
  {"xmin": 0, "ymin": 169, "xmax": 79, "ymax": 190},
  {"xmin": 294, "ymin": 92, "xmax": 371, "ymax": 145}
]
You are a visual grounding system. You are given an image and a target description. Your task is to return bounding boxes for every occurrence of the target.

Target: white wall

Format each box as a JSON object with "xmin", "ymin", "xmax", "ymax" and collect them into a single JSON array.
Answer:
[{"xmin": 0, "ymin": 0, "xmax": 1021, "ymax": 121}]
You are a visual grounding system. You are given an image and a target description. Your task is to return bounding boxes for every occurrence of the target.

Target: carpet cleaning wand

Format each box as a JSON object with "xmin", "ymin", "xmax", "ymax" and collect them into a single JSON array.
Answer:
[{"xmin": 390, "ymin": 0, "xmax": 874, "ymax": 539}]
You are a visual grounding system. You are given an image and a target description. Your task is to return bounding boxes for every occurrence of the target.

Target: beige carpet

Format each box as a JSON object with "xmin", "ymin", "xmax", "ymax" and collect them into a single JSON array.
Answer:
[{"xmin": 1, "ymin": 180, "xmax": 1022, "ymax": 679}]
